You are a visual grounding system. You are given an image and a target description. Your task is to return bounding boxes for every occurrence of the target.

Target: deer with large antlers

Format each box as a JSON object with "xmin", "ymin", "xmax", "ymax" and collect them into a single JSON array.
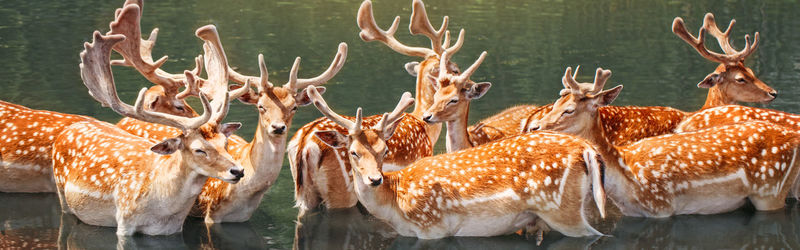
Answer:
[
  {"xmin": 518, "ymin": 13, "xmax": 776, "ymax": 146},
  {"xmin": 306, "ymin": 86, "xmax": 607, "ymax": 238},
  {"xmin": 531, "ymin": 67, "xmax": 800, "ymax": 217},
  {"xmin": 51, "ymin": 31, "xmax": 247, "ymax": 236},
  {"xmin": 187, "ymin": 29, "xmax": 348, "ymax": 223},
  {"xmin": 286, "ymin": 0, "xmax": 464, "ymax": 214},
  {"xmin": 421, "ymin": 51, "xmax": 491, "ymax": 152}
]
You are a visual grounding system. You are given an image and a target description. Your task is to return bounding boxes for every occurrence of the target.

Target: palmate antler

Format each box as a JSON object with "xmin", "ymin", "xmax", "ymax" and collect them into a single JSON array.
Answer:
[
  {"xmin": 107, "ymin": 0, "xmax": 200, "ymax": 96},
  {"xmin": 80, "ymin": 31, "xmax": 212, "ymax": 133},
  {"xmin": 357, "ymin": 0, "xmax": 463, "ymax": 59},
  {"xmin": 672, "ymin": 13, "xmax": 759, "ymax": 65}
]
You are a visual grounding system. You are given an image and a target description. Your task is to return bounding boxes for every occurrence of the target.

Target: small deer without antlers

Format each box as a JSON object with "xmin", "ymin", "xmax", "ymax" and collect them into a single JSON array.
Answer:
[
  {"xmin": 534, "ymin": 68, "xmax": 800, "ymax": 217},
  {"xmin": 287, "ymin": 0, "xmax": 465, "ymax": 214},
  {"xmin": 309, "ymin": 85, "xmax": 607, "ymax": 238},
  {"xmin": 52, "ymin": 31, "xmax": 246, "ymax": 236}
]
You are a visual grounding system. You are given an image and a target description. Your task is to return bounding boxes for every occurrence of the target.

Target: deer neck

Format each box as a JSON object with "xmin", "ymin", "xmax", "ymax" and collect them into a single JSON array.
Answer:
[
  {"xmin": 410, "ymin": 60, "xmax": 442, "ymax": 146},
  {"xmin": 702, "ymin": 85, "xmax": 734, "ymax": 110},
  {"xmin": 588, "ymin": 114, "xmax": 642, "ymax": 207},
  {"xmin": 150, "ymin": 153, "xmax": 208, "ymax": 203},
  {"xmin": 239, "ymin": 120, "xmax": 287, "ymax": 193},
  {"xmin": 445, "ymin": 105, "xmax": 473, "ymax": 153},
  {"xmin": 352, "ymin": 169, "xmax": 401, "ymax": 222}
]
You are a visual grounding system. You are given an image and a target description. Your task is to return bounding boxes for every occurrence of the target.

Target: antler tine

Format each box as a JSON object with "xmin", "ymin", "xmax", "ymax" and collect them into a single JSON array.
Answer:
[
  {"xmin": 703, "ymin": 13, "xmax": 759, "ymax": 62},
  {"xmin": 562, "ymin": 66, "xmax": 581, "ymax": 92},
  {"xmin": 573, "ymin": 65, "xmax": 580, "ymax": 79},
  {"xmin": 353, "ymin": 108, "xmax": 363, "ymax": 135},
  {"xmin": 175, "ymin": 70, "xmax": 203, "ymax": 99},
  {"xmin": 256, "ymin": 54, "xmax": 272, "ymax": 92},
  {"xmin": 357, "ymin": 0, "xmax": 435, "ymax": 58},
  {"xmin": 438, "ymin": 51, "xmax": 449, "ymax": 79},
  {"xmin": 591, "ymin": 68, "xmax": 613, "ymax": 94},
  {"xmin": 80, "ymin": 31, "xmax": 212, "ymax": 133},
  {"xmin": 107, "ymin": 3, "xmax": 187, "ymax": 94},
  {"xmin": 306, "ymin": 86, "xmax": 358, "ymax": 133},
  {"xmin": 285, "ymin": 57, "xmax": 302, "ymax": 92},
  {"xmin": 409, "ymin": 0, "xmax": 448, "ymax": 54},
  {"xmin": 293, "ymin": 42, "xmax": 349, "ymax": 91},
  {"xmin": 454, "ymin": 51, "xmax": 488, "ymax": 84},
  {"xmin": 377, "ymin": 92, "xmax": 415, "ymax": 132},
  {"xmin": 444, "ymin": 29, "xmax": 465, "ymax": 58}
]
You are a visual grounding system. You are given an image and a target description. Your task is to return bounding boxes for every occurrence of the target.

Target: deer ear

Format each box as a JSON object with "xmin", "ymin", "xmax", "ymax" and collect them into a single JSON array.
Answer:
[
  {"xmin": 314, "ymin": 130, "xmax": 347, "ymax": 148},
  {"xmin": 597, "ymin": 85, "xmax": 623, "ymax": 106},
  {"xmin": 466, "ymin": 82, "xmax": 492, "ymax": 100},
  {"xmin": 234, "ymin": 85, "xmax": 259, "ymax": 104},
  {"xmin": 698, "ymin": 73, "xmax": 722, "ymax": 89},
  {"xmin": 150, "ymin": 137, "xmax": 182, "ymax": 155},
  {"xmin": 381, "ymin": 115, "xmax": 406, "ymax": 140},
  {"xmin": 296, "ymin": 87, "xmax": 326, "ymax": 106},
  {"xmin": 405, "ymin": 62, "xmax": 420, "ymax": 77},
  {"xmin": 148, "ymin": 95, "xmax": 159, "ymax": 110},
  {"xmin": 219, "ymin": 122, "xmax": 242, "ymax": 137}
]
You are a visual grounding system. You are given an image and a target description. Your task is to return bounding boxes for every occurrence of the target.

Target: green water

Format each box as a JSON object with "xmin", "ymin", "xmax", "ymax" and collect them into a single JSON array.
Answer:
[{"xmin": 1, "ymin": 0, "xmax": 800, "ymax": 249}]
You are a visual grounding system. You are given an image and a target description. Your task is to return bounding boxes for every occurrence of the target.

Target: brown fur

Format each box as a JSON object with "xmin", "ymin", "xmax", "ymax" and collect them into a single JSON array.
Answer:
[{"xmin": 0, "ymin": 101, "xmax": 93, "ymax": 192}]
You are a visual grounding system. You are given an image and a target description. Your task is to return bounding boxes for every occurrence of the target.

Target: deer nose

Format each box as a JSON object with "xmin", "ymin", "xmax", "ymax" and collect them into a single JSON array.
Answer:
[
  {"xmin": 229, "ymin": 168, "xmax": 244, "ymax": 179},
  {"xmin": 769, "ymin": 91, "xmax": 778, "ymax": 99},
  {"xmin": 368, "ymin": 176, "xmax": 383, "ymax": 186},
  {"xmin": 271, "ymin": 124, "xmax": 286, "ymax": 134},
  {"xmin": 422, "ymin": 114, "xmax": 433, "ymax": 123}
]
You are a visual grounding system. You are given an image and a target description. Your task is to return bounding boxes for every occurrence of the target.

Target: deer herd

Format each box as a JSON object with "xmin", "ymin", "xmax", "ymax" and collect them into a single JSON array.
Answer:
[{"xmin": 0, "ymin": 0, "xmax": 797, "ymax": 241}]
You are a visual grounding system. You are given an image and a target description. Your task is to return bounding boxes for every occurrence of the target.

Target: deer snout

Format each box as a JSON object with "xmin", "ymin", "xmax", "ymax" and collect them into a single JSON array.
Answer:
[
  {"xmin": 270, "ymin": 123, "xmax": 287, "ymax": 135},
  {"xmin": 422, "ymin": 113, "xmax": 434, "ymax": 123},
  {"xmin": 769, "ymin": 91, "xmax": 778, "ymax": 99},
  {"xmin": 224, "ymin": 166, "xmax": 245, "ymax": 183},
  {"xmin": 368, "ymin": 176, "xmax": 383, "ymax": 186}
]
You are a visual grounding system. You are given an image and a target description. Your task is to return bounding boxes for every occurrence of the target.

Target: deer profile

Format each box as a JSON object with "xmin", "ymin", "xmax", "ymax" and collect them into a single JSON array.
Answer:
[
  {"xmin": 532, "ymin": 66, "xmax": 800, "ymax": 217},
  {"xmin": 52, "ymin": 31, "xmax": 246, "ymax": 236}
]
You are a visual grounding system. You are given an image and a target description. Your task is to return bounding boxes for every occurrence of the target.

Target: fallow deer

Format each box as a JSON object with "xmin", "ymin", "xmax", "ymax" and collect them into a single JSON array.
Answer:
[
  {"xmin": 52, "ymin": 31, "xmax": 246, "ymax": 236},
  {"xmin": 187, "ymin": 29, "xmax": 348, "ymax": 223},
  {"xmin": 286, "ymin": 0, "xmax": 462, "ymax": 214},
  {"xmin": 519, "ymin": 13, "xmax": 776, "ymax": 146},
  {"xmin": 531, "ymin": 67, "xmax": 800, "ymax": 217},
  {"xmin": 677, "ymin": 105, "xmax": 800, "ymax": 134},
  {"xmin": 306, "ymin": 86, "xmax": 607, "ymax": 238},
  {"xmin": 421, "ymin": 50, "xmax": 491, "ymax": 152}
]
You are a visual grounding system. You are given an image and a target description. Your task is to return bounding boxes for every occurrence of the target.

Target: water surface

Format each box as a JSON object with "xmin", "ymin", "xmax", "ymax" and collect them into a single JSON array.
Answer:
[{"xmin": 1, "ymin": 0, "xmax": 799, "ymax": 248}]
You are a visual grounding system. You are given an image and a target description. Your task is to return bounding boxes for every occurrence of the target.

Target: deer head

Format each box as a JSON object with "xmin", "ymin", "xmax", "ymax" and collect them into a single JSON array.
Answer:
[
  {"xmin": 421, "ymin": 51, "xmax": 490, "ymax": 123},
  {"xmin": 672, "ymin": 13, "xmax": 776, "ymax": 107},
  {"xmin": 527, "ymin": 67, "xmax": 622, "ymax": 135},
  {"xmin": 307, "ymin": 87, "xmax": 414, "ymax": 186},
  {"xmin": 229, "ymin": 43, "xmax": 348, "ymax": 136},
  {"xmin": 80, "ymin": 31, "xmax": 249, "ymax": 183}
]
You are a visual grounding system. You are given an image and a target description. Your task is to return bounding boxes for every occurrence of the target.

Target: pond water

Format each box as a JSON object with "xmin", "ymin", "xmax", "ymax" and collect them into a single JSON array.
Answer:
[{"xmin": 1, "ymin": 0, "xmax": 799, "ymax": 249}]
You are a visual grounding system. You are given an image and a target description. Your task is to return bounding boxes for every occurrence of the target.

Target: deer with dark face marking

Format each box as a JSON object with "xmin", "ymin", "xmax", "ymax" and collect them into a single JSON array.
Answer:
[
  {"xmin": 52, "ymin": 31, "xmax": 246, "ymax": 236},
  {"xmin": 534, "ymin": 67, "xmax": 800, "ymax": 217}
]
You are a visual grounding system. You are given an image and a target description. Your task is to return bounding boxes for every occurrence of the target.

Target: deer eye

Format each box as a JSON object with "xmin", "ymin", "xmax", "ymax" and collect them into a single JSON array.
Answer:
[
  {"xmin": 735, "ymin": 78, "xmax": 746, "ymax": 84},
  {"xmin": 175, "ymin": 106, "xmax": 185, "ymax": 111},
  {"xmin": 258, "ymin": 105, "xmax": 266, "ymax": 112},
  {"xmin": 291, "ymin": 106, "xmax": 298, "ymax": 112},
  {"xmin": 448, "ymin": 99, "xmax": 458, "ymax": 104},
  {"xmin": 194, "ymin": 149, "xmax": 207, "ymax": 156},
  {"xmin": 562, "ymin": 109, "xmax": 575, "ymax": 116},
  {"xmin": 383, "ymin": 150, "xmax": 389, "ymax": 157},
  {"xmin": 350, "ymin": 151, "xmax": 360, "ymax": 159}
]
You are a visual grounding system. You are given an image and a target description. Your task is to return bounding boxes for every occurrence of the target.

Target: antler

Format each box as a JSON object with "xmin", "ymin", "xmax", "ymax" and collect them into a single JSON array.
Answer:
[
  {"xmin": 672, "ymin": 13, "xmax": 759, "ymax": 65},
  {"xmin": 175, "ymin": 55, "xmax": 205, "ymax": 99},
  {"xmin": 562, "ymin": 67, "xmax": 581, "ymax": 92},
  {"xmin": 306, "ymin": 86, "xmax": 362, "ymax": 135},
  {"xmin": 80, "ymin": 31, "xmax": 212, "ymax": 133},
  {"xmin": 590, "ymin": 68, "xmax": 613, "ymax": 94},
  {"xmin": 357, "ymin": 0, "xmax": 435, "ymax": 58},
  {"xmin": 376, "ymin": 92, "xmax": 415, "ymax": 133},
  {"xmin": 453, "ymin": 51, "xmax": 487, "ymax": 84},
  {"xmin": 107, "ymin": 1, "xmax": 193, "ymax": 95},
  {"xmin": 195, "ymin": 25, "xmax": 251, "ymax": 125},
  {"xmin": 228, "ymin": 43, "xmax": 347, "ymax": 93}
]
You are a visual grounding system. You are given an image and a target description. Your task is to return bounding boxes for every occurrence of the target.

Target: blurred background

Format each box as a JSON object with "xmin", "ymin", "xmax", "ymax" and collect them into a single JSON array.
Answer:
[{"xmin": 1, "ymin": 0, "xmax": 799, "ymax": 248}]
